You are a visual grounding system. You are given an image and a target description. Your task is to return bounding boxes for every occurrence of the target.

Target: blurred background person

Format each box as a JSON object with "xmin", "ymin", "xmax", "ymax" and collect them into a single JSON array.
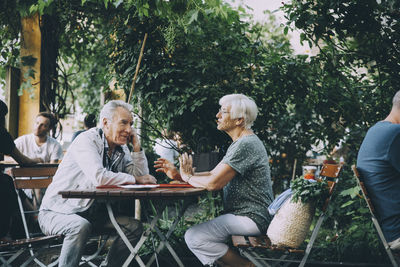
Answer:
[
  {"xmin": 154, "ymin": 129, "xmax": 179, "ymax": 164},
  {"xmin": 72, "ymin": 113, "xmax": 97, "ymax": 141}
]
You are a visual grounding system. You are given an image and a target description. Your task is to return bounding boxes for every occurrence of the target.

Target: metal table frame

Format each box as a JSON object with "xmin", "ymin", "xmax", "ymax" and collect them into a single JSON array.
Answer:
[{"xmin": 60, "ymin": 187, "xmax": 206, "ymax": 267}]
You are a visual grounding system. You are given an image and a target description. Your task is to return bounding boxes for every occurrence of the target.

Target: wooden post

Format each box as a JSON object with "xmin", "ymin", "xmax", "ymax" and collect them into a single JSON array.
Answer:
[
  {"xmin": 128, "ymin": 33, "xmax": 148, "ymax": 103},
  {"xmin": 19, "ymin": 13, "xmax": 41, "ymax": 136},
  {"xmin": 292, "ymin": 158, "xmax": 297, "ymax": 180},
  {"xmin": 130, "ymin": 33, "xmax": 148, "ymax": 220},
  {"xmin": 4, "ymin": 67, "xmax": 20, "ymax": 138}
]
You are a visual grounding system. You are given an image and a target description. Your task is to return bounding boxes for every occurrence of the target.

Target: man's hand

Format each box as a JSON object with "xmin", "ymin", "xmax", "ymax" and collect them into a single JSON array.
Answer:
[
  {"xmin": 136, "ymin": 174, "xmax": 157, "ymax": 184},
  {"xmin": 130, "ymin": 127, "xmax": 141, "ymax": 152},
  {"xmin": 154, "ymin": 158, "xmax": 183, "ymax": 181}
]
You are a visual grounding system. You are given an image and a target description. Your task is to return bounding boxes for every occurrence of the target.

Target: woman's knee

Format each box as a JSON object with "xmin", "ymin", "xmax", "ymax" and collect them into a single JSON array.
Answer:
[{"xmin": 185, "ymin": 227, "xmax": 205, "ymax": 249}]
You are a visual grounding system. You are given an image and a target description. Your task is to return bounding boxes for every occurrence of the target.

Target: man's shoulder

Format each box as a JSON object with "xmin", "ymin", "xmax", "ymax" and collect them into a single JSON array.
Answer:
[
  {"xmin": 46, "ymin": 135, "xmax": 62, "ymax": 146},
  {"xmin": 14, "ymin": 133, "xmax": 33, "ymax": 144},
  {"xmin": 73, "ymin": 127, "xmax": 102, "ymax": 147},
  {"xmin": 366, "ymin": 121, "xmax": 400, "ymax": 141}
]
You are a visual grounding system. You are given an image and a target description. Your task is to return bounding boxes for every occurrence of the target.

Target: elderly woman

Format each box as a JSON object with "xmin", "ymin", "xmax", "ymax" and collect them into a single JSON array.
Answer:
[{"xmin": 155, "ymin": 94, "xmax": 273, "ymax": 267}]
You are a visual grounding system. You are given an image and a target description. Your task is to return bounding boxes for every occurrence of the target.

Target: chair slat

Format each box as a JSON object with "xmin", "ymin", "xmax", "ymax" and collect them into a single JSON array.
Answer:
[
  {"xmin": 232, "ymin": 235, "xmax": 249, "ymax": 247},
  {"xmin": 10, "ymin": 166, "xmax": 57, "ymax": 177},
  {"xmin": 0, "ymin": 235, "xmax": 61, "ymax": 250},
  {"xmin": 320, "ymin": 164, "xmax": 342, "ymax": 178},
  {"xmin": 248, "ymin": 236, "xmax": 271, "ymax": 248},
  {"xmin": 352, "ymin": 165, "xmax": 376, "ymax": 215},
  {"xmin": 13, "ymin": 178, "xmax": 53, "ymax": 189}
]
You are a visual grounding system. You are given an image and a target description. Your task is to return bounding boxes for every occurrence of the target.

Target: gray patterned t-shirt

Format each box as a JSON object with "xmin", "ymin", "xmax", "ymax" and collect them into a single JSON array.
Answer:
[{"xmin": 222, "ymin": 134, "xmax": 274, "ymax": 233}]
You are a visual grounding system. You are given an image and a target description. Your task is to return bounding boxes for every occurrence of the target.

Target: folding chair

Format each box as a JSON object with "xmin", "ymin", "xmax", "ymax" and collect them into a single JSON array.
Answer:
[
  {"xmin": 0, "ymin": 166, "xmax": 62, "ymax": 267},
  {"xmin": 9, "ymin": 166, "xmax": 110, "ymax": 267},
  {"xmin": 232, "ymin": 163, "xmax": 343, "ymax": 267},
  {"xmin": 352, "ymin": 165, "xmax": 399, "ymax": 267}
]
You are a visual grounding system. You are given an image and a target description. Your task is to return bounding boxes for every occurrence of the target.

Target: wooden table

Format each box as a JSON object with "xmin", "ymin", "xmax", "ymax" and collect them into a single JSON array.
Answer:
[
  {"xmin": 0, "ymin": 162, "xmax": 59, "ymax": 168},
  {"xmin": 59, "ymin": 186, "xmax": 206, "ymax": 267}
]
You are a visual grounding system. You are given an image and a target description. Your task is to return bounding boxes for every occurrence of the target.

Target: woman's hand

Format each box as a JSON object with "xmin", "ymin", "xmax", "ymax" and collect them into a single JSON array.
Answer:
[
  {"xmin": 179, "ymin": 153, "xmax": 194, "ymax": 182},
  {"xmin": 154, "ymin": 158, "xmax": 183, "ymax": 181}
]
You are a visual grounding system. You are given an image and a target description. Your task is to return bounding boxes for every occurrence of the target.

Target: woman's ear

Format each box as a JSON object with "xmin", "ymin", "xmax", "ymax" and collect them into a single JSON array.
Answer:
[{"xmin": 236, "ymin": 118, "xmax": 244, "ymax": 126}]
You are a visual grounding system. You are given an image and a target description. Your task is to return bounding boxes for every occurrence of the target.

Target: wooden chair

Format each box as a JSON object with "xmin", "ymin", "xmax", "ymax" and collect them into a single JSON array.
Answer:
[
  {"xmin": 232, "ymin": 163, "xmax": 343, "ymax": 267},
  {"xmin": 352, "ymin": 165, "xmax": 399, "ymax": 267},
  {"xmin": 8, "ymin": 166, "xmax": 109, "ymax": 267},
  {"xmin": 0, "ymin": 166, "xmax": 61, "ymax": 267}
]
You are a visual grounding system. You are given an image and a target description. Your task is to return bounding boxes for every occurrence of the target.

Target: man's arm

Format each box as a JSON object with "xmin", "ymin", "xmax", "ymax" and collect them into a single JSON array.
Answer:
[
  {"xmin": 50, "ymin": 140, "xmax": 64, "ymax": 163},
  {"xmin": 124, "ymin": 128, "xmax": 156, "ymax": 184},
  {"xmin": 71, "ymin": 132, "xmax": 136, "ymax": 186}
]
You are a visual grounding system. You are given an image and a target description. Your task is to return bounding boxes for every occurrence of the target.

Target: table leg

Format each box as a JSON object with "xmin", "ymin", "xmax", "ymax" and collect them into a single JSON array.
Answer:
[
  {"xmin": 146, "ymin": 200, "xmax": 191, "ymax": 267},
  {"xmin": 106, "ymin": 201, "xmax": 167, "ymax": 267}
]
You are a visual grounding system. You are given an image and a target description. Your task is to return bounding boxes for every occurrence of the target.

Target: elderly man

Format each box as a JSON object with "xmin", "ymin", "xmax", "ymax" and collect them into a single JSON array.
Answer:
[
  {"xmin": 39, "ymin": 100, "xmax": 156, "ymax": 267},
  {"xmin": 358, "ymin": 90, "xmax": 400, "ymax": 251},
  {"xmin": 15, "ymin": 112, "xmax": 63, "ymax": 164}
]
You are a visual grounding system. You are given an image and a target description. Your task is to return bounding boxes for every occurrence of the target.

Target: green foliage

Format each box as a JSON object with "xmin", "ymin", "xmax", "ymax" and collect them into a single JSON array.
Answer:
[
  {"xmin": 291, "ymin": 177, "xmax": 329, "ymax": 208},
  {"xmin": 0, "ymin": 0, "xmax": 397, "ymax": 263}
]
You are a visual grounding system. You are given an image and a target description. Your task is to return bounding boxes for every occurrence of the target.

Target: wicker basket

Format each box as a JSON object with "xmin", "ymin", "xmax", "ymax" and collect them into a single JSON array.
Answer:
[{"xmin": 267, "ymin": 196, "xmax": 315, "ymax": 248}]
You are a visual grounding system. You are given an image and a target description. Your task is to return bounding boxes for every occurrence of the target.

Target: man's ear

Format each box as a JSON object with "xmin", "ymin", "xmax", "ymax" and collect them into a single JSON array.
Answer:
[{"xmin": 102, "ymin": 118, "xmax": 108, "ymax": 129}]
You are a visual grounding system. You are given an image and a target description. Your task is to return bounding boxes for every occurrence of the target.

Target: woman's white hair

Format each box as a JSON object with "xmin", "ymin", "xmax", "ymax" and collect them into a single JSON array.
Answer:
[
  {"xmin": 99, "ymin": 100, "xmax": 133, "ymax": 128},
  {"xmin": 219, "ymin": 94, "xmax": 258, "ymax": 129}
]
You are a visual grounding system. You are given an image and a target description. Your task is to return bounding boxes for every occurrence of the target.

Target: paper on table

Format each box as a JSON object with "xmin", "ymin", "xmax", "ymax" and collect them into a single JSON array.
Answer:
[{"xmin": 120, "ymin": 184, "xmax": 160, "ymax": 189}]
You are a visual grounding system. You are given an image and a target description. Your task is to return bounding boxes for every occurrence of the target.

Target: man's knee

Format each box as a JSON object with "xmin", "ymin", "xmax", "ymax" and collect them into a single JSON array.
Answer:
[
  {"xmin": 60, "ymin": 215, "xmax": 92, "ymax": 238},
  {"xmin": 72, "ymin": 219, "xmax": 92, "ymax": 238}
]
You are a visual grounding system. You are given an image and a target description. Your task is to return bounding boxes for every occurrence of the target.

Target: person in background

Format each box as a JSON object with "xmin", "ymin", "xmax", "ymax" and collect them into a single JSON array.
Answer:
[
  {"xmin": 155, "ymin": 94, "xmax": 273, "ymax": 267},
  {"xmin": 39, "ymin": 100, "xmax": 156, "ymax": 267},
  {"xmin": 15, "ymin": 112, "xmax": 63, "ymax": 164},
  {"xmin": 0, "ymin": 100, "xmax": 42, "ymax": 241},
  {"xmin": 154, "ymin": 129, "xmax": 179, "ymax": 163},
  {"xmin": 357, "ymin": 90, "xmax": 400, "ymax": 251},
  {"xmin": 14, "ymin": 112, "xmax": 63, "ymax": 206},
  {"xmin": 71, "ymin": 113, "xmax": 97, "ymax": 141}
]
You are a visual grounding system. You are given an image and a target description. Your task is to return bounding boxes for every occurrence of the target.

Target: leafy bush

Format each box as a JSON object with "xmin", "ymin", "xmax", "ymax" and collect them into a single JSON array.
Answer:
[{"xmin": 291, "ymin": 177, "xmax": 329, "ymax": 209}]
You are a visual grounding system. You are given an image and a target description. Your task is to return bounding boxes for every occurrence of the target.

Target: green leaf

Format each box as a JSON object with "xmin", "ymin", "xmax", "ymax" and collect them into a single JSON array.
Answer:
[
  {"xmin": 341, "ymin": 200, "xmax": 354, "ymax": 208},
  {"xmin": 284, "ymin": 26, "xmax": 289, "ymax": 35},
  {"xmin": 188, "ymin": 10, "xmax": 199, "ymax": 24}
]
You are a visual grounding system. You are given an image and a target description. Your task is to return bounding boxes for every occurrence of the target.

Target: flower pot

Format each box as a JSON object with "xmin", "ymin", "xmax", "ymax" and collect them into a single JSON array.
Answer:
[{"xmin": 267, "ymin": 196, "xmax": 315, "ymax": 248}]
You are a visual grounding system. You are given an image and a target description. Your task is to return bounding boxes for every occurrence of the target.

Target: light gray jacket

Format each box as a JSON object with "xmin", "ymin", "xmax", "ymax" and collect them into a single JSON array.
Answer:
[{"xmin": 40, "ymin": 128, "xmax": 149, "ymax": 214}]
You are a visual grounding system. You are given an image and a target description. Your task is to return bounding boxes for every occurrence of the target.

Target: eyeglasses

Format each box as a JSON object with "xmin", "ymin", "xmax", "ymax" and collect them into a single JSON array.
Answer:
[{"xmin": 218, "ymin": 108, "xmax": 230, "ymax": 114}]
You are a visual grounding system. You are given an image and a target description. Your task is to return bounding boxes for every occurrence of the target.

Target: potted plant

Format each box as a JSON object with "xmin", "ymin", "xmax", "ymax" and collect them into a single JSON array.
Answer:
[{"xmin": 267, "ymin": 176, "xmax": 329, "ymax": 248}]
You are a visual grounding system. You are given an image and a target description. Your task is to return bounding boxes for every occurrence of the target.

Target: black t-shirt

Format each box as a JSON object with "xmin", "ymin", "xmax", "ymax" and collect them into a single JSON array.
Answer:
[{"xmin": 0, "ymin": 126, "xmax": 15, "ymax": 155}]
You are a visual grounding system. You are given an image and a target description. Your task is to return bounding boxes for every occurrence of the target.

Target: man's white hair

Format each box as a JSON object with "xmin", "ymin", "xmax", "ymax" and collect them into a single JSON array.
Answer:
[
  {"xmin": 393, "ymin": 90, "xmax": 400, "ymax": 109},
  {"xmin": 99, "ymin": 100, "xmax": 133, "ymax": 128},
  {"xmin": 219, "ymin": 94, "xmax": 258, "ymax": 129}
]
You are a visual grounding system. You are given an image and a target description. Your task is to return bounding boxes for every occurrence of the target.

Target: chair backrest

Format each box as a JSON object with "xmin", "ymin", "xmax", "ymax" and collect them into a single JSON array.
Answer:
[
  {"xmin": 319, "ymin": 164, "xmax": 343, "ymax": 211},
  {"xmin": 9, "ymin": 166, "xmax": 58, "ymax": 239},
  {"xmin": 351, "ymin": 165, "xmax": 376, "ymax": 216},
  {"xmin": 10, "ymin": 166, "xmax": 57, "ymax": 189}
]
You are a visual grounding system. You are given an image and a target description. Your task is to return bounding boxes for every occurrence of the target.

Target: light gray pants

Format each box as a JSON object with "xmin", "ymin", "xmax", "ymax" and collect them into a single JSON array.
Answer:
[
  {"xmin": 185, "ymin": 214, "xmax": 261, "ymax": 265},
  {"xmin": 39, "ymin": 207, "xmax": 142, "ymax": 267}
]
